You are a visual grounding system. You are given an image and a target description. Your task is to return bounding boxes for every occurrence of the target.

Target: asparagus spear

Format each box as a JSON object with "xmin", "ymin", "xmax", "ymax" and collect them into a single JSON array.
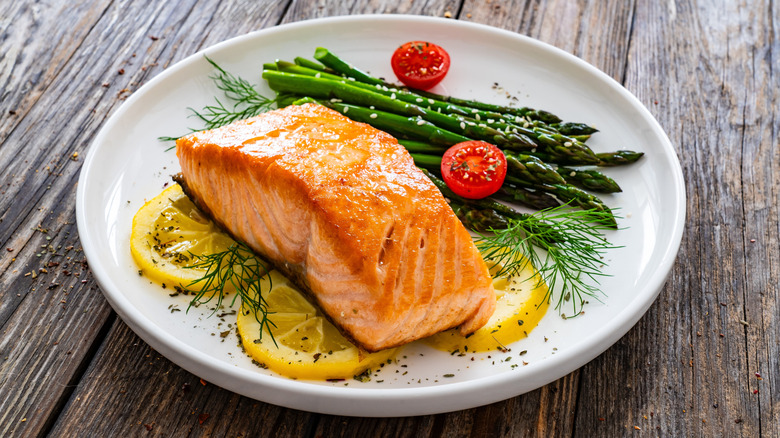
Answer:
[
  {"xmin": 313, "ymin": 47, "xmax": 386, "ymax": 86},
  {"xmin": 493, "ymin": 185, "xmax": 561, "ymax": 211},
  {"xmin": 556, "ymin": 166, "xmax": 622, "ymax": 193},
  {"xmin": 503, "ymin": 151, "xmax": 567, "ymax": 186},
  {"xmin": 293, "ymin": 56, "xmax": 333, "ymax": 73},
  {"xmin": 449, "ymin": 201, "xmax": 510, "ymax": 231},
  {"xmin": 551, "ymin": 122, "xmax": 599, "ymax": 136},
  {"xmin": 530, "ymin": 130, "xmax": 602, "ymax": 165},
  {"xmin": 300, "ymin": 98, "xmax": 473, "ymax": 146},
  {"xmin": 410, "ymin": 153, "xmax": 441, "ymax": 170},
  {"xmin": 595, "ymin": 150, "xmax": 645, "ymax": 166},
  {"xmin": 531, "ymin": 149, "xmax": 644, "ymax": 167},
  {"xmin": 275, "ymin": 60, "xmax": 345, "ymax": 81},
  {"xmin": 397, "ymin": 139, "xmax": 448, "ymax": 154}
]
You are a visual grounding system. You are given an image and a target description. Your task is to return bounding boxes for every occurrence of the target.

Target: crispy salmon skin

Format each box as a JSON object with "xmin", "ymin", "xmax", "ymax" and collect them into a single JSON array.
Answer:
[{"xmin": 176, "ymin": 103, "xmax": 495, "ymax": 351}]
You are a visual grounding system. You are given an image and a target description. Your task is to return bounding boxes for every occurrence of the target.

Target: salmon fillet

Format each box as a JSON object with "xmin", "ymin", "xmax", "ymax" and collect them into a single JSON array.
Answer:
[{"xmin": 175, "ymin": 103, "xmax": 495, "ymax": 351}]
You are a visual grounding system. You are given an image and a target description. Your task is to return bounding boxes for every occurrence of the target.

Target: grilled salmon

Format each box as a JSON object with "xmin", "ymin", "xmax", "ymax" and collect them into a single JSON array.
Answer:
[{"xmin": 175, "ymin": 103, "xmax": 495, "ymax": 351}]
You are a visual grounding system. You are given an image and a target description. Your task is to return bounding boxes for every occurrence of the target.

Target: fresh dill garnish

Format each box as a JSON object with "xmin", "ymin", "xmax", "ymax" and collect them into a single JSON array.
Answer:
[
  {"xmin": 476, "ymin": 206, "xmax": 620, "ymax": 318},
  {"xmin": 185, "ymin": 241, "xmax": 277, "ymax": 344},
  {"xmin": 159, "ymin": 56, "xmax": 277, "ymax": 141}
]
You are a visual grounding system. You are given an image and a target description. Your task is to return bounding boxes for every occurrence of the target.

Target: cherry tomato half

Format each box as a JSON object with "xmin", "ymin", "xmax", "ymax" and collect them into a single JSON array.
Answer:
[
  {"xmin": 391, "ymin": 41, "xmax": 450, "ymax": 90},
  {"xmin": 441, "ymin": 141, "xmax": 507, "ymax": 199}
]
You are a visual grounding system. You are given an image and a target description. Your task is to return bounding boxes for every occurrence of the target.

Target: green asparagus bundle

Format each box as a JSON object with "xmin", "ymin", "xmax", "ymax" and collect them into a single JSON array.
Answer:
[
  {"xmin": 265, "ymin": 63, "xmax": 622, "ymax": 165},
  {"xmin": 264, "ymin": 53, "xmax": 642, "ymax": 166}
]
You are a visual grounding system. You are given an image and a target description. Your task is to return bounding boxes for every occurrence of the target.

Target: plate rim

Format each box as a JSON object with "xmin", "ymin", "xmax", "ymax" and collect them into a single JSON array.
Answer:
[{"xmin": 76, "ymin": 14, "xmax": 686, "ymax": 416}]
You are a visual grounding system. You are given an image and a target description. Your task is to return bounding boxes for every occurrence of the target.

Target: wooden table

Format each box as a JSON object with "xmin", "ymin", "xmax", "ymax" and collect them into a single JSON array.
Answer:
[{"xmin": 2, "ymin": 1, "xmax": 777, "ymax": 436}]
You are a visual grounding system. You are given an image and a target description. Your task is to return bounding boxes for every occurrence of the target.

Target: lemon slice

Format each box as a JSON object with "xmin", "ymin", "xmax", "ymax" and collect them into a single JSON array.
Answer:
[
  {"xmin": 423, "ymin": 259, "xmax": 549, "ymax": 353},
  {"xmin": 130, "ymin": 183, "xmax": 236, "ymax": 287},
  {"xmin": 237, "ymin": 270, "xmax": 397, "ymax": 380},
  {"xmin": 132, "ymin": 184, "xmax": 395, "ymax": 380}
]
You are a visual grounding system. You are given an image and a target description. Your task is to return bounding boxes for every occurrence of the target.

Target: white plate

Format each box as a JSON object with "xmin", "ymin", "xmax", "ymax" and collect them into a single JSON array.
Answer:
[{"xmin": 76, "ymin": 15, "xmax": 685, "ymax": 416}]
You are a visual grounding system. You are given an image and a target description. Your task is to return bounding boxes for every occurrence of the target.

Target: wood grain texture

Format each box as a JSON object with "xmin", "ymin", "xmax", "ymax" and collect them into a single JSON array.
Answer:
[
  {"xmin": 0, "ymin": 0, "xmax": 290, "ymax": 436},
  {"xmin": 50, "ymin": 322, "xmax": 317, "ymax": 437},
  {"xmin": 573, "ymin": 0, "xmax": 779, "ymax": 436},
  {"xmin": 1, "ymin": 0, "xmax": 778, "ymax": 436}
]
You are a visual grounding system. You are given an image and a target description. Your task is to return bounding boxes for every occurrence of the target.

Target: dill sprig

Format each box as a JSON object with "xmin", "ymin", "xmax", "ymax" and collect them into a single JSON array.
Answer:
[
  {"xmin": 185, "ymin": 242, "xmax": 277, "ymax": 343},
  {"xmin": 159, "ymin": 56, "xmax": 277, "ymax": 141},
  {"xmin": 476, "ymin": 206, "xmax": 620, "ymax": 318},
  {"xmin": 194, "ymin": 56, "xmax": 277, "ymax": 129}
]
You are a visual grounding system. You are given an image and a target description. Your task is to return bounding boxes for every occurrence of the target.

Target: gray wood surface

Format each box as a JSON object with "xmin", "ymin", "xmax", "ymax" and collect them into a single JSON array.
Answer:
[{"xmin": 1, "ymin": 0, "xmax": 777, "ymax": 436}]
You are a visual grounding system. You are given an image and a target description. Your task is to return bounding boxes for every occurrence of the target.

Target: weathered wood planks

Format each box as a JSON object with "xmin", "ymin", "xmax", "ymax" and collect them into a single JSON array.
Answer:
[{"xmin": 0, "ymin": 0, "xmax": 777, "ymax": 436}]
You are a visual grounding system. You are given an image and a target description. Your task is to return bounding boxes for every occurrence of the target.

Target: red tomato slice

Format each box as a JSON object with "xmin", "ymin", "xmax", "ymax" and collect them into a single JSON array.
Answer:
[
  {"xmin": 441, "ymin": 141, "xmax": 507, "ymax": 199},
  {"xmin": 391, "ymin": 41, "xmax": 450, "ymax": 90}
]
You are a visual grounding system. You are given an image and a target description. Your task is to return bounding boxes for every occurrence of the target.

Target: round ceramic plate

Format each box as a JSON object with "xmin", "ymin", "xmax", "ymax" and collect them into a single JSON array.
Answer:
[{"xmin": 76, "ymin": 15, "xmax": 685, "ymax": 416}]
